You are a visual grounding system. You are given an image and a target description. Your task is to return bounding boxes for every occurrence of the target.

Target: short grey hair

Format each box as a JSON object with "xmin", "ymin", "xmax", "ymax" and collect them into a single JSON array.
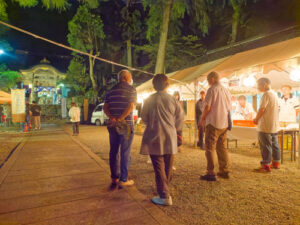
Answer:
[
  {"xmin": 257, "ymin": 77, "xmax": 271, "ymax": 86},
  {"xmin": 207, "ymin": 71, "xmax": 220, "ymax": 81},
  {"xmin": 118, "ymin": 69, "xmax": 131, "ymax": 81}
]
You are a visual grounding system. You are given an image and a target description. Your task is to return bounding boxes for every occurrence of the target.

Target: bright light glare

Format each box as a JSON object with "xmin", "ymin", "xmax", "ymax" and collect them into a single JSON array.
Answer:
[
  {"xmin": 137, "ymin": 92, "xmax": 151, "ymax": 104},
  {"xmin": 220, "ymin": 78, "xmax": 229, "ymax": 87},
  {"xmin": 243, "ymin": 75, "xmax": 256, "ymax": 87},
  {"xmin": 0, "ymin": 49, "xmax": 4, "ymax": 55},
  {"xmin": 199, "ymin": 80, "xmax": 208, "ymax": 87},
  {"xmin": 290, "ymin": 68, "xmax": 300, "ymax": 82}
]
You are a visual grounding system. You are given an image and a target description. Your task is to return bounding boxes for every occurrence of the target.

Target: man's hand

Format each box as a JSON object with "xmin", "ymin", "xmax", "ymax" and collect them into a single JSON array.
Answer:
[
  {"xmin": 110, "ymin": 117, "xmax": 117, "ymax": 122},
  {"xmin": 116, "ymin": 118, "xmax": 123, "ymax": 122},
  {"xmin": 253, "ymin": 107, "xmax": 265, "ymax": 125},
  {"xmin": 199, "ymin": 117, "xmax": 206, "ymax": 128},
  {"xmin": 253, "ymin": 117, "xmax": 259, "ymax": 125}
]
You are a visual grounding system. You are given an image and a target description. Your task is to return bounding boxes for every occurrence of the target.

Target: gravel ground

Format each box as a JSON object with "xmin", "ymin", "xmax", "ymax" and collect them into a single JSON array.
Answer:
[{"xmin": 66, "ymin": 125, "xmax": 300, "ymax": 225}]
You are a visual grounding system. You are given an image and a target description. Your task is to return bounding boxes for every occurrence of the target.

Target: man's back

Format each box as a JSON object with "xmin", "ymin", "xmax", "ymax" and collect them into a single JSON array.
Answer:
[
  {"xmin": 69, "ymin": 107, "xmax": 80, "ymax": 122},
  {"xmin": 205, "ymin": 83, "xmax": 231, "ymax": 129},
  {"xmin": 31, "ymin": 104, "xmax": 41, "ymax": 116},
  {"xmin": 258, "ymin": 90, "xmax": 279, "ymax": 133},
  {"xmin": 105, "ymin": 81, "xmax": 137, "ymax": 127}
]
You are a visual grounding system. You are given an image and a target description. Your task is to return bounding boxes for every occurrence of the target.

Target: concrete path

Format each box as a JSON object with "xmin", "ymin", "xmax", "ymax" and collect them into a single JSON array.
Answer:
[{"xmin": 0, "ymin": 126, "xmax": 178, "ymax": 225}]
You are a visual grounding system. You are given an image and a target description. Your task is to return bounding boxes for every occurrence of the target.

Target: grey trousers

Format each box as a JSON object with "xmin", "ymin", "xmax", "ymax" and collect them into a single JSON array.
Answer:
[
  {"xmin": 72, "ymin": 122, "xmax": 79, "ymax": 134},
  {"xmin": 150, "ymin": 154, "xmax": 174, "ymax": 199}
]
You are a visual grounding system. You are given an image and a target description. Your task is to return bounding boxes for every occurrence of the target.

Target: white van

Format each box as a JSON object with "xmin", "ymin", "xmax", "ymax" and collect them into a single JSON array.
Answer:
[{"xmin": 91, "ymin": 103, "xmax": 108, "ymax": 126}]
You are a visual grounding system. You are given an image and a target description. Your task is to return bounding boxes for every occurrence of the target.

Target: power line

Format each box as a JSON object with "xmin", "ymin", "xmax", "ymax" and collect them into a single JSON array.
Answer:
[
  {"xmin": 0, "ymin": 20, "xmax": 154, "ymax": 76},
  {"xmin": 0, "ymin": 20, "xmax": 193, "ymax": 91}
]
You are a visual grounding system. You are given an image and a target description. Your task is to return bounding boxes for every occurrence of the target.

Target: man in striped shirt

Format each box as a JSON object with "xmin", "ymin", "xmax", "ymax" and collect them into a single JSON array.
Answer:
[{"xmin": 104, "ymin": 70, "xmax": 137, "ymax": 188}]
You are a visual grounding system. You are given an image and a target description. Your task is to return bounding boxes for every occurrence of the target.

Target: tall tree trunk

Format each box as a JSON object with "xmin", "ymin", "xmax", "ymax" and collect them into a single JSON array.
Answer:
[
  {"xmin": 154, "ymin": 0, "xmax": 173, "ymax": 74},
  {"xmin": 230, "ymin": 9, "xmax": 240, "ymax": 44},
  {"xmin": 88, "ymin": 51, "xmax": 98, "ymax": 92},
  {"xmin": 126, "ymin": 39, "xmax": 132, "ymax": 67},
  {"xmin": 229, "ymin": 0, "xmax": 241, "ymax": 44}
]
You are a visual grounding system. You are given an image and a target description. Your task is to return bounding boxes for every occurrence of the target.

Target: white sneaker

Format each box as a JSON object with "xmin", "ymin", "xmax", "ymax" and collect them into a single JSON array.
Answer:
[
  {"xmin": 151, "ymin": 196, "xmax": 173, "ymax": 206},
  {"xmin": 119, "ymin": 179, "xmax": 134, "ymax": 187}
]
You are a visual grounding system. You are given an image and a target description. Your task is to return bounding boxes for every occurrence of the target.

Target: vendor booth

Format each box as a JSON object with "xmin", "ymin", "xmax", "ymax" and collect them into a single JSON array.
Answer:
[
  {"xmin": 0, "ymin": 91, "xmax": 11, "ymax": 104},
  {"xmin": 136, "ymin": 36, "xmax": 300, "ymax": 164}
]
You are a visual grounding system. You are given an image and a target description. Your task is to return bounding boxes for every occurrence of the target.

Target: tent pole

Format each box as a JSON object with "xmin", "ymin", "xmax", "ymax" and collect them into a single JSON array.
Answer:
[
  {"xmin": 194, "ymin": 81, "xmax": 199, "ymax": 148},
  {"xmin": 298, "ymin": 90, "xmax": 300, "ymax": 169}
]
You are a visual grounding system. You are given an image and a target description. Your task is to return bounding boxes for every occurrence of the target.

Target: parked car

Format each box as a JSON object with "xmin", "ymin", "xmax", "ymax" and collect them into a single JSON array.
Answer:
[
  {"xmin": 91, "ymin": 103, "xmax": 108, "ymax": 126},
  {"xmin": 91, "ymin": 103, "xmax": 138, "ymax": 126}
]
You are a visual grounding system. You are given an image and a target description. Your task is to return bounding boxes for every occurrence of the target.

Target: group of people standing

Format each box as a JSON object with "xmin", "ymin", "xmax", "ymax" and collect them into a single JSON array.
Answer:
[
  {"xmin": 103, "ymin": 69, "xmax": 284, "ymax": 206},
  {"xmin": 23, "ymin": 101, "xmax": 42, "ymax": 131}
]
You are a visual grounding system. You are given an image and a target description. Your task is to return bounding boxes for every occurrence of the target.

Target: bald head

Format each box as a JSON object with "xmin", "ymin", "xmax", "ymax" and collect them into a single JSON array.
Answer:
[{"xmin": 118, "ymin": 70, "xmax": 133, "ymax": 84}]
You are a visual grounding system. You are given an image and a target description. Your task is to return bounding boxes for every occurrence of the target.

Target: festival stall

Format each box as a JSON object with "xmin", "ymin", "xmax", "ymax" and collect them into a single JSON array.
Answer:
[
  {"xmin": 136, "ymin": 36, "xmax": 300, "ymax": 162},
  {"xmin": 0, "ymin": 91, "xmax": 11, "ymax": 104}
]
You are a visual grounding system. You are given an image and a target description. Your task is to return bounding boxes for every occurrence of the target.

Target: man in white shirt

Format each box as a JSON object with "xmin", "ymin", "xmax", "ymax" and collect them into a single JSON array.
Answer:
[
  {"xmin": 253, "ymin": 78, "xmax": 281, "ymax": 172},
  {"xmin": 235, "ymin": 95, "xmax": 256, "ymax": 120},
  {"xmin": 69, "ymin": 102, "xmax": 81, "ymax": 136},
  {"xmin": 279, "ymin": 85, "xmax": 299, "ymax": 127},
  {"xmin": 199, "ymin": 71, "xmax": 231, "ymax": 181}
]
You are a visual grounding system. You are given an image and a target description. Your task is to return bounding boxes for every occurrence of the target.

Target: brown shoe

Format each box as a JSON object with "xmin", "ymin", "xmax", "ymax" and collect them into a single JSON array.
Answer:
[{"xmin": 217, "ymin": 172, "xmax": 230, "ymax": 179}]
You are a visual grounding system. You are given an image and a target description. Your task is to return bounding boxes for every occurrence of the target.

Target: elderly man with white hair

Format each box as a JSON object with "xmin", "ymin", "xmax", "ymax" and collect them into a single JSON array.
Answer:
[
  {"xmin": 199, "ymin": 71, "xmax": 232, "ymax": 181},
  {"xmin": 104, "ymin": 70, "xmax": 137, "ymax": 188}
]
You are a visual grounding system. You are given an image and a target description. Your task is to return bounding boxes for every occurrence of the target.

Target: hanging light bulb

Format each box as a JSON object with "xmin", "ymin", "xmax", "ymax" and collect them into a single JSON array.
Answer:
[
  {"xmin": 243, "ymin": 74, "xmax": 256, "ymax": 87},
  {"xmin": 290, "ymin": 67, "xmax": 300, "ymax": 82}
]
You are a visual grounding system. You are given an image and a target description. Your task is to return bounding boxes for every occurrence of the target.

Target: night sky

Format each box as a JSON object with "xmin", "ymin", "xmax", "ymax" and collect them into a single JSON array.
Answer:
[{"xmin": 2, "ymin": 1, "xmax": 78, "ymax": 72}]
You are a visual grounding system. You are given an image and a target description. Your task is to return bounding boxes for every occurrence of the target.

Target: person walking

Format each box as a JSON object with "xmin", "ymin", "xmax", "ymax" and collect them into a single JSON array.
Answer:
[
  {"xmin": 140, "ymin": 74, "xmax": 184, "ymax": 206},
  {"xmin": 104, "ymin": 70, "xmax": 137, "ymax": 188},
  {"xmin": 199, "ymin": 71, "xmax": 232, "ymax": 181},
  {"xmin": 69, "ymin": 102, "xmax": 80, "ymax": 136},
  {"xmin": 196, "ymin": 90, "xmax": 206, "ymax": 149},
  {"xmin": 253, "ymin": 78, "xmax": 281, "ymax": 172},
  {"xmin": 30, "ymin": 101, "xmax": 42, "ymax": 130}
]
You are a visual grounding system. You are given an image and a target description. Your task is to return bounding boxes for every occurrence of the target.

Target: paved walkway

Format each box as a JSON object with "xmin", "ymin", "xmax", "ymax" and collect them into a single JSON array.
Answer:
[{"xmin": 0, "ymin": 126, "xmax": 178, "ymax": 225}]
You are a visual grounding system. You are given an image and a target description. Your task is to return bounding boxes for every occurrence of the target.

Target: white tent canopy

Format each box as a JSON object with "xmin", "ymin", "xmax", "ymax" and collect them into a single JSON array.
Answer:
[{"xmin": 136, "ymin": 36, "xmax": 300, "ymax": 98}]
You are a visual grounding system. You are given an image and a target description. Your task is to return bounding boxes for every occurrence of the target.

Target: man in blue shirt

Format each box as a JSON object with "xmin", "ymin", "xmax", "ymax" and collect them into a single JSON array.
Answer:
[{"xmin": 104, "ymin": 70, "xmax": 137, "ymax": 188}]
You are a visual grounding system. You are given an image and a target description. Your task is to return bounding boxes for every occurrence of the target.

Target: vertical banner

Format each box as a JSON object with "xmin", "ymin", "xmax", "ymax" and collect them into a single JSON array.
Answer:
[
  {"xmin": 84, "ymin": 99, "xmax": 88, "ymax": 122},
  {"xmin": 11, "ymin": 89, "xmax": 25, "ymax": 123},
  {"xmin": 61, "ymin": 97, "xmax": 67, "ymax": 119}
]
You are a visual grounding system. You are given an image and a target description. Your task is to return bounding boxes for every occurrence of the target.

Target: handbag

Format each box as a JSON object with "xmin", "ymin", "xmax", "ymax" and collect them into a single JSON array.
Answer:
[{"xmin": 221, "ymin": 87, "xmax": 232, "ymax": 131}]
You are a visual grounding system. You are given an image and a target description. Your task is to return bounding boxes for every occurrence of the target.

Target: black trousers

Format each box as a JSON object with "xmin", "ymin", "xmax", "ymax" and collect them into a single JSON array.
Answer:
[
  {"xmin": 72, "ymin": 122, "xmax": 79, "ymax": 134},
  {"xmin": 150, "ymin": 154, "xmax": 174, "ymax": 199}
]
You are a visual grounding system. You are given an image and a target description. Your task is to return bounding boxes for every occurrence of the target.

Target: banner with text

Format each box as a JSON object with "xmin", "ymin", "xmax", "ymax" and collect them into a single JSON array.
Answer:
[{"xmin": 11, "ymin": 89, "xmax": 25, "ymax": 123}]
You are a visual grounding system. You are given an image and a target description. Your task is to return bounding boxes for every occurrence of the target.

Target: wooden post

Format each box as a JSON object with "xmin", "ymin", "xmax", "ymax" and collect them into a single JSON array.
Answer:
[
  {"xmin": 298, "ymin": 92, "xmax": 300, "ymax": 168},
  {"xmin": 84, "ymin": 99, "xmax": 88, "ymax": 122},
  {"xmin": 252, "ymin": 94, "xmax": 257, "ymax": 112}
]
